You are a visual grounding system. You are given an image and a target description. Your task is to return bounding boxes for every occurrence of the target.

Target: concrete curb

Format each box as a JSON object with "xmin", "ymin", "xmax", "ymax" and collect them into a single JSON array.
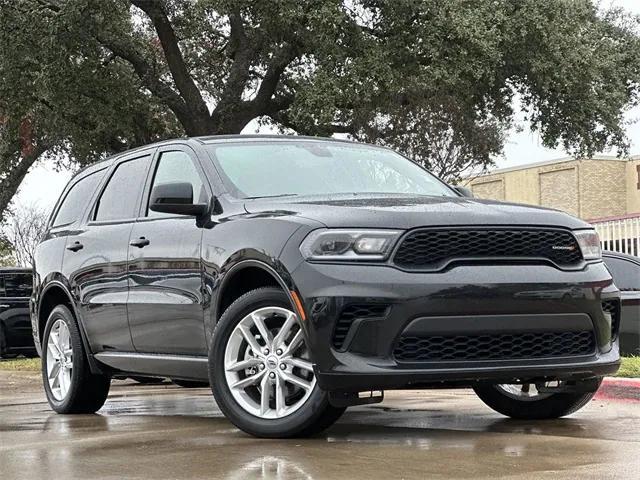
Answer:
[{"xmin": 595, "ymin": 377, "xmax": 640, "ymax": 402}]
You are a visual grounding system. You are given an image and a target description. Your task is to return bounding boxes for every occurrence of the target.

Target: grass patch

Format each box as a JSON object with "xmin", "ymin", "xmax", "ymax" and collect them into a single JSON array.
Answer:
[
  {"xmin": 0, "ymin": 357, "xmax": 40, "ymax": 371},
  {"xmin": 618, "ymin": 356, "xmax": 640, "ymax": 378}
]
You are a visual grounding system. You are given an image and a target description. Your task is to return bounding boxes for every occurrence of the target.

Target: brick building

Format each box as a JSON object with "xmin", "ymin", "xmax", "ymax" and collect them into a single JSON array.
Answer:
[{"xmin": 467, "ymin": 155, "xmax": 640, "ymax": 221}]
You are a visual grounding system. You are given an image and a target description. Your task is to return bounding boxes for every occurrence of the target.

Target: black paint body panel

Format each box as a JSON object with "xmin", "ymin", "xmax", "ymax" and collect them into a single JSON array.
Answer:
[
  {"xmin": 603, "ymin": 252, "xmax": 640, "ymax": 356},
  {"xmin": 1, "ymin": 268, "xmax": 35, "ymax": 356},
  {"xmin": 1, "ymin": 301, "xmax": 35, "ymax": 355},
  {"xmin": 31, "ymin": 136, "xmax": 621, "ymax": 388},
  {"xmin": 619, "ymin": 292, "xmax": 640, "ymax": 355},
  {"xmin": 128, "ymin": 217, "xmax": 206, "ymax": 355}
]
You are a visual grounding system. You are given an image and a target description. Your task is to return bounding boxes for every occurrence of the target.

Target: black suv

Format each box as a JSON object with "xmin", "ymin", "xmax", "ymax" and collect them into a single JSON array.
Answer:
[
  {"xmin": 603, "ymin": 251, "xmax": 640, "ymax": 355},
  {"xmin": 1, "ymin": 268, "xmax": 36, "ymax": 358},
  {"xmin": 32, "ymin": 136, "xmax": 620, "ymax": 437}
]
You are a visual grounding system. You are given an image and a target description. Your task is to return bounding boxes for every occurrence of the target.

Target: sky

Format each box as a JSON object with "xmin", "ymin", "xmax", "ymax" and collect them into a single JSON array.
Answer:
[{"xmin": 14, "ymin": 0, "xmax": 640, "ymax": 210}]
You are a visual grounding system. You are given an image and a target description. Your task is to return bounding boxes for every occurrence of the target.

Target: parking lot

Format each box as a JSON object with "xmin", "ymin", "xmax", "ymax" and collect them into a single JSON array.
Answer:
[{"xmin": 1, "ymin": 370, "xmax": 638, "ymax": 480}]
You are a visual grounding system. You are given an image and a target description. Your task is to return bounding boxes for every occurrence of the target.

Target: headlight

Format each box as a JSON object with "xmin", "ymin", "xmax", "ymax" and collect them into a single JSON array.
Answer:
[
  {"xmin": 574, "ymin": 230, "xmax": 602, "ymax": 260},
  {"xmin": 300, "ymin": 229, "xmax": 403, "ymax": 261}
]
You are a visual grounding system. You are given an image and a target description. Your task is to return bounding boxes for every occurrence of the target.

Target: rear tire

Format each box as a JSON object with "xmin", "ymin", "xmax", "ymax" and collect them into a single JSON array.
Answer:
[
  {"xmin": 42, "ymin": 305, "xmax": 111, "ymax": 414},
  {"xmin": 473, "ymin": 379, "xmax": 602, "ymax": 419},
  {"xmin": 209, "ymin": 287, "xmax": 345, "ymax": 438}
]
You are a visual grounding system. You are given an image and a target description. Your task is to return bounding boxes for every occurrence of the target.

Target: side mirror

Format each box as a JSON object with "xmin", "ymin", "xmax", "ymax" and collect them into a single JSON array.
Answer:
[
  {"xmin": 149, "ymin": 182, "xmax": 208, "ymax": 216},
  {"xmin": 453, "ymin": 185, "xmax": 474, "ymax": 198}
]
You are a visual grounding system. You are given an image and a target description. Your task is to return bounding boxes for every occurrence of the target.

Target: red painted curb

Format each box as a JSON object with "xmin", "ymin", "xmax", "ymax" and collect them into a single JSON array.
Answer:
[
  {"xmin": 594, "ymin": 377, "xmax": 640, "ymax": 403},
  {"xmin": 603, "ymin": 377, "xmax": 640, "ymax": 387}
]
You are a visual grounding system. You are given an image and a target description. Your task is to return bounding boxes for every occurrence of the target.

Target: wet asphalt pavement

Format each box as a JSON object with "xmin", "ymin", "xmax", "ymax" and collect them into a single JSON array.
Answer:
[{"xmin": 1, "ymin": 371, "xmax": 639, "ymax": 480}]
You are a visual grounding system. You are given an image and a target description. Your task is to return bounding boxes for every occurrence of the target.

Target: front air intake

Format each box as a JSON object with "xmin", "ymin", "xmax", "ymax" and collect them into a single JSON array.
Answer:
[
  {"xmin": 393, "ymin": 331, "xmax": 596, "ymax": 362},
  {"xmin": 602, "ymin": 299, "xmax": 621, "ymax": 341},
  {"xmin": 332, "ymin": 304, "xmax": 389, "ymax": 350}
]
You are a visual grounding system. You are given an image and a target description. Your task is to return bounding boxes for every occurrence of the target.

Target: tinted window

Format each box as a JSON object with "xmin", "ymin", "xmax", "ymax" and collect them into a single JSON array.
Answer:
[
  {"xmin": 605, "ymin": 257, "xmax": 640, "ymax": 291},
  {"xmin": 53, "ymin": 170, "xmax": 103, "ymax": 227},
  {"xmin": 208, "ymin": 142, "xmax": 455, "ymax": 199},
  {"xmin": 147, "ymin": 151, "xmax": 205, "ymax": 217},
  {"xmin": 0, "ymin": 273, "xmax": 32, "ymax": 297},
  {"xmin": 94, "ymin": 156, "xmax": 151, "ymax": 221}
]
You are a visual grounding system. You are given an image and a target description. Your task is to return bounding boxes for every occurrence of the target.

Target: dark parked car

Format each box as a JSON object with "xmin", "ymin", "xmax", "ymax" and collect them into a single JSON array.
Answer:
[
  {"xmin": 603, "ymin": 251, "xmax": 640, "ymax": 356},
  {"xmin": 32, "ymin": 136, "xmax": 620, "ymax": 438},
  {"xmin": 1, "ymin": 268, "xmax": 36, "ymax": 358}
]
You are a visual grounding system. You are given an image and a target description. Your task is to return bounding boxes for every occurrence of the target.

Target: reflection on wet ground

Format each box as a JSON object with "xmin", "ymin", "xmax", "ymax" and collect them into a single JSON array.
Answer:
[{"xmin": 1, "ymin": 372, "xmax": 639, "ymax": 479}]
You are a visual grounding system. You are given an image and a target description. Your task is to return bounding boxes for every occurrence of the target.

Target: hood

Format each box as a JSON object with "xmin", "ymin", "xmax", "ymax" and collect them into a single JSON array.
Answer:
[{"xmin": 243, "ymin": 194, "xmax": 591, "ymax": 230}]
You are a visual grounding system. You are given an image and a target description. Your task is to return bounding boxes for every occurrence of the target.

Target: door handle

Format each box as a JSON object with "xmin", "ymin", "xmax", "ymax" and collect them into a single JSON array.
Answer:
[
  {"xmin": 130, "ymin": 237, "xmax": 150, "ymax": 248},
  {"xmin": 0, "ymin": 304, "xmax": 9, "ymax": 309},
  {"xmin": 66, "ymin": 241, "xmax": 83, "ymax": 252}
]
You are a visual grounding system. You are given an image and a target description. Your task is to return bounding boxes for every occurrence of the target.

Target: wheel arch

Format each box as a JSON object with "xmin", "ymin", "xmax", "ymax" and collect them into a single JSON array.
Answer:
[
  {"xmin": 38, "ymin": 282, "xmax": 75, "ymax": 343},
  {"xmin": 38, "ymin": 281, "xmax": 106, "ymax": 375},
  {"xmin": 214, "ymin": 259, "xmax": 302, "ymax": 324}
]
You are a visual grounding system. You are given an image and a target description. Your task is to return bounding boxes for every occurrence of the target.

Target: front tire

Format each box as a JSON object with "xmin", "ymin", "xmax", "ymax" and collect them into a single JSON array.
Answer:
[
  {"xmin": 42, "ymin": 305, "xmax": 111, "ymax": 413},
  {"xmin": 473, "ymin": 379, "xmax": 602, "ymax": 420},
  {"xmin": 209, "ymin": 287, "xmax": 345, "ymax": 438}
]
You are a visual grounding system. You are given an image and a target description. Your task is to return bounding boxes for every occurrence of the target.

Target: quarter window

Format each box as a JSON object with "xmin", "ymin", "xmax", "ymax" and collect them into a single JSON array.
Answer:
[
  {"xmin": 52, "ymin": 170, "xmax": 104, "ymax": 227},
  {"xmin": 147, "ymin": 151, "xmax": 205, "ymax": 217},
  {"xmin": 94, "ymin": 156, "xmax": 151, "ymax": 221}
]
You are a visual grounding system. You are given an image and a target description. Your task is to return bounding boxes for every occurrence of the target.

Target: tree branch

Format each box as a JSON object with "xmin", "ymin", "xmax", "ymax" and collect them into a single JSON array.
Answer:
[
  {"xmin": 0, "ymin": 143, "xmax": 48, "ymax": 223},
  {"xmin": 251, "ymin": 45, "xmax": 298, "ymax": 114},
  {"xmin": 209, "ymin": 10, "xmax": 256, "ymax": 132},
  {"xmin": 269, "ymin": 110, "xmax": 354, "ymax": 136},
  {"xmin": 93, "ymin": 31, "xmax": 200, "ymax": 134},
  {"xmin": 130, "ymin": 0, "xmax": 209, "ymax": 123}
]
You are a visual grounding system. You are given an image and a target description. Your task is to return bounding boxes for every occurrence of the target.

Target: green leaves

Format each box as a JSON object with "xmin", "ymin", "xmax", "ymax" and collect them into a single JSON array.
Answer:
[
  {"xmin": 502, "ymin": 1, "xmax": 640, "ymax": 157},
  {"xmin": 0, "ymin": 0, "xmax": 639, "ymax": 215}
]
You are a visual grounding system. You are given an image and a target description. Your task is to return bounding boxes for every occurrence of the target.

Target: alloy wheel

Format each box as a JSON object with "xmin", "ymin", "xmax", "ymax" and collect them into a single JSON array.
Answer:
[
  {"xmin": 224, "ymin": 306, "xmax": 316, "ymax": 419},
  {"xmin": 46, "ymin": 319, "xmax": 73, "ymax": 401}
]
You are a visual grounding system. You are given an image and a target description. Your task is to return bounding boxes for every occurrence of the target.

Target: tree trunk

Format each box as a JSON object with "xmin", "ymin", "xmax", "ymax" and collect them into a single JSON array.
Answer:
[{"xmin": 0, "ymin": 145, "xmax": 46, "ymax": 222}]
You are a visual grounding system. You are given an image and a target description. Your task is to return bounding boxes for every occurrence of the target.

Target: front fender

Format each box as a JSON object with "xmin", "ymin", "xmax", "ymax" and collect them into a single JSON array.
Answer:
[{"xmin": 204, "ymin": 253, "xmax": 303, "ymax": 345}]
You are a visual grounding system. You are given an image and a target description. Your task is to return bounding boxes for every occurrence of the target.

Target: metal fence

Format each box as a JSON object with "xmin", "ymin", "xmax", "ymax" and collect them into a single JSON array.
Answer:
[{"xmin": 592, "ymin": 216, "xmax": 640, "ymax": 257}]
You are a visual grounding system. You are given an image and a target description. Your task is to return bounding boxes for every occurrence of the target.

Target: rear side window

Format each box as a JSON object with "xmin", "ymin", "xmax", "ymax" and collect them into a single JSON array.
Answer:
[
  {"xmin": 94, "ymin": 156, "xmax": 151, "ymax": 222},
  {"xmin": 605, "ymin": 257, "xmax": 640, "ymax": 291},
  {"xmin": 52, "ymin": 170, "xmax": 103, "ymax": 227},
  {"xmin": 1, "ymin": 273, "xmax": 32, "ymax": 297}
]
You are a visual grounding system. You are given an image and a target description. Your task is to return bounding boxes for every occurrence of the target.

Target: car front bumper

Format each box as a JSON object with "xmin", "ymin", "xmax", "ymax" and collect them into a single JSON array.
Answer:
[{"xmin": 289, "ymin": 260, "xmax": 621, "ymax": 392}]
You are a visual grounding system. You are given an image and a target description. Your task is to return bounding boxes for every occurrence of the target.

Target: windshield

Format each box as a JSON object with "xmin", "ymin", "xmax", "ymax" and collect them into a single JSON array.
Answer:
[{"xmin": 207, "ymin": 141, "xmax": 456, "ymax": 199}]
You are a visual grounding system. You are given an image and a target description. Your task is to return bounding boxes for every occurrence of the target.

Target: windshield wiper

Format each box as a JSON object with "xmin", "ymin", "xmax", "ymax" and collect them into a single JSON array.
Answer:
[{"xmin": 244, "ymin": 193, "xmax": 299, "ymax": 199}]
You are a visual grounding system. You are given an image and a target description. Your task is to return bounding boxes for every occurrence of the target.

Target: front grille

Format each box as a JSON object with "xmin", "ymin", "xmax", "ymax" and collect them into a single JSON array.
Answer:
[
  {"xmin": 332, "ymin": 304, "xmax": 389, "ymax": 349},
  {"xmin": 602, "ymin": 300, "xmax": 621, "ymax": 340},
  {"xmin": 393, "ymin": 228, "xmax": 583, "ymax": 270},
  {"xmin": 393, "ymin": 331, "xmax": 596, "ymax": 362}
]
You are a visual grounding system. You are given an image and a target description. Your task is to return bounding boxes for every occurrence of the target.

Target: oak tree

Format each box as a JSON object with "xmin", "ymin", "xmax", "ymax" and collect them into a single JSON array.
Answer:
[{"xmin": 1, "ymin": 0, "xmax": 639, "ymax": 218}]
